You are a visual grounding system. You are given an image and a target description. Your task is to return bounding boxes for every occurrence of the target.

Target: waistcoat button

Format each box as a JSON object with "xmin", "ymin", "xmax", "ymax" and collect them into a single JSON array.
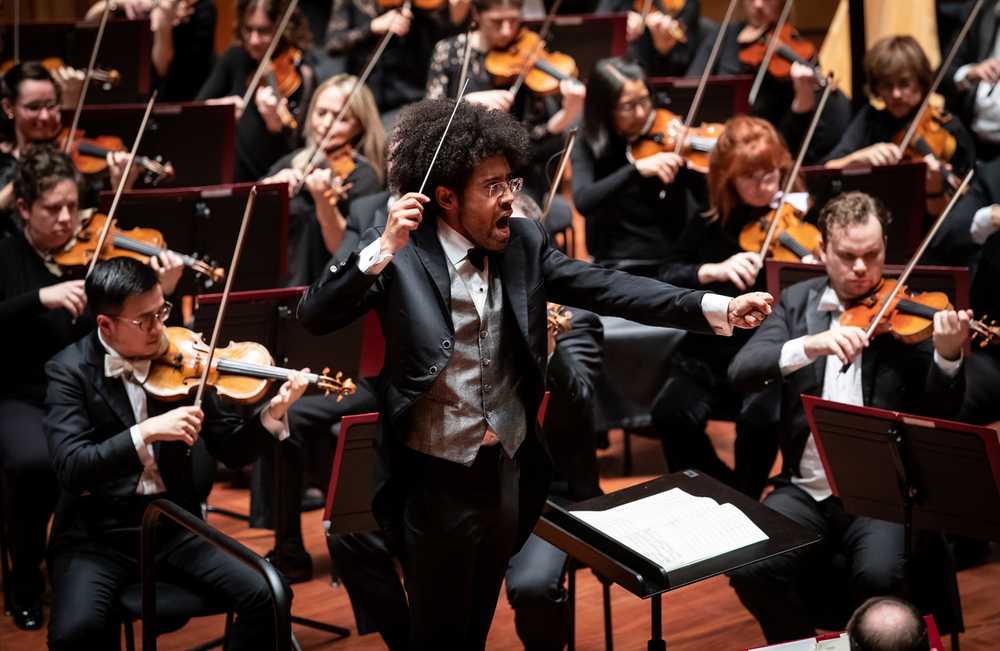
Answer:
[
  {"xmin": 429, "ymin": 366, "xmax": 438, "ymax": 374},
  {"xmin": 442, "ymin": 340, "xmax": 451, "ymax": 349}
]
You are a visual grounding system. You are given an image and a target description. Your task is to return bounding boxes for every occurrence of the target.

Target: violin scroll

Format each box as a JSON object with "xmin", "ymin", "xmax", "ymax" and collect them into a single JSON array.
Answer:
[
  {"xmin": 317, "ymin": 367, "xmax": 357, "ymax": 401},
  {"xmin": 546, "ymin": 303, "xmax": 573, "ymax": 335},
  {"xmin": 971, "ymin": 318, "xmax": 1000, "ymax": 347}
]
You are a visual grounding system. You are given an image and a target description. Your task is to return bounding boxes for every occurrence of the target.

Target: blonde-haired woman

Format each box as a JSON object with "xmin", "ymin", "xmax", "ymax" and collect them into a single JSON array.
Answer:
[{"xmin": 263, "ymin": 73, "xmax": 385, "ymax": 286}]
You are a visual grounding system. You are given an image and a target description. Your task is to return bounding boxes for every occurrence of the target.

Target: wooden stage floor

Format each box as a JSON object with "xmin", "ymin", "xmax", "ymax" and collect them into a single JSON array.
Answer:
[{"xmin": 2, "ymin": 425, "xmax": 998, "ymax": 650}]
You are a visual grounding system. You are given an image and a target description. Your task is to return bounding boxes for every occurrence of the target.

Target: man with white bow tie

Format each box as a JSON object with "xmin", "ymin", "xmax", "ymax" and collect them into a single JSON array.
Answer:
[{"xmin": 42, "ymin": 257, "xmax": 310, "ymax": 651}]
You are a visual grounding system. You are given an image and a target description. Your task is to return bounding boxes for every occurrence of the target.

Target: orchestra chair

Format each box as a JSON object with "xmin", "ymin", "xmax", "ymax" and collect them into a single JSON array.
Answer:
[{"xmin": 115, "ymin": 582, "xmax": 234, "ymax": 651}]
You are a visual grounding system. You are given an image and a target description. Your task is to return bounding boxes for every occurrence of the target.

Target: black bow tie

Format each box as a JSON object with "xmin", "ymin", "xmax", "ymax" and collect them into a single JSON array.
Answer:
[{"xmin": 466, "ymin": 247, "xmax": 498, "ymax": 271}]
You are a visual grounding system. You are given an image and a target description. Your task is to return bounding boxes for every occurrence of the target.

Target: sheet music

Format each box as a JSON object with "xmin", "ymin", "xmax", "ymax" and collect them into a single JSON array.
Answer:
[
  {"xmin": 571, "ymin": 488, "xmax": 768, "ymax": 572},
  {"xmin": 746, "ymin": 634, "xmax": 848, "ymax": 651}
]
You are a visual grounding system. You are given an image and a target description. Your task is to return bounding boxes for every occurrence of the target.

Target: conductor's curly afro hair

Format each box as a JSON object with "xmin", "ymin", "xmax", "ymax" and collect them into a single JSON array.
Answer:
[{"xmin": 386, "ymin": 98, "xmax": 530, "ymax": 216}]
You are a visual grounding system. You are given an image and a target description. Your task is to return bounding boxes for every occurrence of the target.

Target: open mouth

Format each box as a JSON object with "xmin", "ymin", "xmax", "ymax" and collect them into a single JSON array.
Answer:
[{"xmin": 496, "ymin": 214, "xmax": 511, "ymax": 235}]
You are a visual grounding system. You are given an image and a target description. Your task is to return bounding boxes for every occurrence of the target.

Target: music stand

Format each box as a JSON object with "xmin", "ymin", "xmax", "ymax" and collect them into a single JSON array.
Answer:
[
  {"xmin": 66, "ymin": 103, "xmax": 236, "ymax": 187},
  {"xmin": 522, "ymin": 14, "xmax": 627, "ymax": 81},
  {"xmin": 649, "ymin": 75, "xmax": 753, "ymax": 124},
  {"xmin": 802, "ymin": 396, "xmax": 1000, "ymax": 594},
  {"xmin": 533, "ymin": 471, "xmax": 821, "ymax": 650},
  {"xmin": 800, "ymin": 161, "xmax": 927, "ymax": 264},
  {"xmin": 323, "ymin": 413, "xmax": 380, "ymax": 536}
]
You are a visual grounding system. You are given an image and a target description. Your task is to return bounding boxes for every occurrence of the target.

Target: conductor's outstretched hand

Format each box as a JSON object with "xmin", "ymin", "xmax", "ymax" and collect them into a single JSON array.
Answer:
[
  {"xmin": 381, "ymin": 192, "xmax": 429, "ymax": 257},
  {"xmin": 728, "ymin": 292, "xmax": 773, "ymax": 330}
]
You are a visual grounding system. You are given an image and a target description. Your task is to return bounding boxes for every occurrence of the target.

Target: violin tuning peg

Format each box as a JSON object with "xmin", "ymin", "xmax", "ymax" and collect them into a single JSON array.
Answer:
[{"xmin": 322, "ymin": 367, "xmax": 331, "ymax": 376}]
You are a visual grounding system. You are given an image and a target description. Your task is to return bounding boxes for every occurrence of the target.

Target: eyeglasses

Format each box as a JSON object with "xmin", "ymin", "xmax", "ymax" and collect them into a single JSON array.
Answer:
[
  {"xmin": 114, "ymin": 301, "xmax": 172, "ymax": 332},
  {"xmin": 17, "ymin": 100, "xmax": 60, "ymax": 115},
  {"xmin": 736, "ymin": 169, "xmax": 781, "ymax": 187},
  {"xmin": 875, "ymin": 77, "xmax": 919, "ymax": 96},
  {"xmin": 480, "ymin": 177, "xmax": 523, "ymax": 199},
  {"xmin": 241, "ymin": 24, "xmax": 276, "ymax": 39},
  {"xmin": 614, "ymin": 95, "xmax": 652, "ymax": 115}
]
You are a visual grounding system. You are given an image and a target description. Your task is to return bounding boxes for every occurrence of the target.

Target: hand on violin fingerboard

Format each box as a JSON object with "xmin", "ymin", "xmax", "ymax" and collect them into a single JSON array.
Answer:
[
  {"xmin": 267, "ymin": 368, "xmax": 311, "ymax": 421},
  {"xmin": 51, "ymin": 66, "xmax": 86, "ymax": 110},
  {"xmin": 149, "ymin": 251, "xmax": 185, "ymax": 296},
  {"xmin": 107, "ymin": 151, "xmax": 141, "ymax": 192},
  {"xmin": 933, "ymin": 309, "xmax": 972, "ymax": 362}
]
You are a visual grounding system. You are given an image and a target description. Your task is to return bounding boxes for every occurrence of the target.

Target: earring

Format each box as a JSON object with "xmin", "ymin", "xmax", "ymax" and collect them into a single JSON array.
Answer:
[{"xmin": 5, "ymin": 113, "xmax": 12, "ymax": 119}]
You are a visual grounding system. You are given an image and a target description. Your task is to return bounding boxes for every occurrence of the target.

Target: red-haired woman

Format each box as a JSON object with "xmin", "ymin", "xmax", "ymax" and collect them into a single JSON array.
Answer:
[{"xmin": 651, "ymin": 115, "xmax": 813, "ymax": 498}]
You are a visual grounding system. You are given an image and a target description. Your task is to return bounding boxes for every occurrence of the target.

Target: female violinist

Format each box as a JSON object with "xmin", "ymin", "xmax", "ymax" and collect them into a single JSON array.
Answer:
[
  {"xmin": 196, "ymin": 0, "xmax": 315, "ymax": 182},
  {"xmin": 650, "ymin": 115, "xmax": 805, "ymax": 498},
  {"xmin": 825, "ymin": 35, "xmax": 975, "ymax": 218},
  {"xmin": 594, "ymin": 0, "xmax": 702, "ymax": 78},
  {"xmin": 261, "ymin": 74, "xmax": 385, "ymax": 286},
  {"xmin": 698, "ymin": 0, "xmax": 851, "ymax": 165},
  {"xmin": 571, "ymin": 57, "xmax": 699, "ymax": 277}
]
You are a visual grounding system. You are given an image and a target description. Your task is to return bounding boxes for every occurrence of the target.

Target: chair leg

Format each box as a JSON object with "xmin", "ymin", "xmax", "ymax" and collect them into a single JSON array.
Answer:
[
  {"xmin": 602, "ymin": 577, "xmax": 613, "ymax": 651},
  {"xmin": 122, "ymin": 614, "xmax": 136, "ymax": 651},
  {"xmin": 952, "ymin": 632, "xmax": 960, "ymax": 651},
  {"xmin": 224, "ymin": 611, "xmax": 233, "ymax": 651},
  {"xmin": 622, "ymin": 430, "xmax": 633, "ymax": 477}
]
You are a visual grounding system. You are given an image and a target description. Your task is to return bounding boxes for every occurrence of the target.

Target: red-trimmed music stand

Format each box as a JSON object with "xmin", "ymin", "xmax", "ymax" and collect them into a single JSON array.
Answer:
[
  {"xmin": 72, "ymin": 103, "xmax": 236, "ymax": 187},
  {"xmin": 522, "ymin": 14, "xmax": 627, "ymax": 81},
  {"xmin": 800, "ymin": 161, "xmax": 927, "ymax": 264},
  {"xmin": 738, "ymin": 615, "xmax": 945, "ymax": 651},
  {"xmin": 649, "ymin": 74, "xmax": 753, "ymax": 124},
  {"xmin": 324, "ymin": 413, "xmax": 380, "ymax": 536}
]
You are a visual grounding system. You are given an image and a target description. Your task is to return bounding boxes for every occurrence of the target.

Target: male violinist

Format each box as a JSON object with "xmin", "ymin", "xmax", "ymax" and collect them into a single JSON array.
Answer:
[
  {"xmin": 727, "ymin": 191, "xmax": 971, "ymax": 644},
  {"xmin": 297, "ymin": 97, "xmax": 773, "ymax": 648},
  {"xmin": 43, "ymin": 256, "xmax": 310, "ymax": 650}
]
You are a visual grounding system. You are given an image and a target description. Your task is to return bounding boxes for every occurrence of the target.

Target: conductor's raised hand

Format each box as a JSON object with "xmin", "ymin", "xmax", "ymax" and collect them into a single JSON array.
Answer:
[
  {"xmin": 727, "ymin": 291, "xmax": 773, "ymax": 330},
  {"xmin": 381, "ymin": 192, "xmax": 428, "ymax": 257}
]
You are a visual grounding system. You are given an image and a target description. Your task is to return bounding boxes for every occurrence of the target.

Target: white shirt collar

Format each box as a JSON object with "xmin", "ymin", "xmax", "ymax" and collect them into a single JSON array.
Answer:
[
  {"xmin": 770, "ymin": 191, "xmax": 811, "ymax": 214},
  {"xmin": 98, "ymin": 328, "xmax": 124, "ymax": 359},
  {"xmin": 437, "ymin": 217, "xmax": 478, "ymax": 268},
  {"xmin": 817, "ymin": 285, "xmax": 845, "ymax": 313}
]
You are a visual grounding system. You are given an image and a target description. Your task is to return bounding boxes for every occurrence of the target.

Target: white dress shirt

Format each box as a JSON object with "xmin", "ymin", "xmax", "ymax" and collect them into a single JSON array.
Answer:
[
  {"xmin": 970, "ymin": 205, "xmax": 1000, "ymax": 245},
  {"xmin": 776, "ymin": 286, "xmax": 962, "ymax": 501},
  {"xmin": 99, "ymin": 331, "xmax": 289, "ymax": 495},
  {"xmin": 955, "ymin": 28, "xmax": 1000, "ymax": 143}
]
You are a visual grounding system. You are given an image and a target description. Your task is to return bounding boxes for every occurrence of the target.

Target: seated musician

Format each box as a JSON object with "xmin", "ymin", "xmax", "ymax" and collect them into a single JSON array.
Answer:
[
  {"xmin": 695, "ymin": 0, "xmax": 851, "ymax": 164},
  {"xmin": 572, "ymin": 57, "xmax": 700, "ymax": 277},
  {"xmin": 43, "ymin": 256, "xmax": 309, "ymax": 650},
  {"xmin": 261, "ymin": 73, "xmax": 385, "ymax": 286},
  {"xmin": 85, "ymin": 0, "xmax": 218, "ymax": 102},
  {"xmin": 196, "ymin": 0, "xmax": 315, "ymax": 183},
  {"xmin": 424, "ymin": 0, "xmax": 585, "ymax": 211},
  {"xmin": 653, "ymin": 115, "xmax": 812, "ymax": 498},
  {"xmin": 847, "ymin": 596, "xmax": 934, "ymax": 651},
  {"xmin": 595, "ymin": 0, "xmax": 702, "ymax": 78},
  {"xmin": 825, "ymin": 35, "xmax": 975, "ymax": 217},
  {"xmin": 325, "ymin": 0, "xmax": 470, "ymax": 129},
  {"xmin": 727, "ymin": 191, "xmax": 970, "ymax": 644}
]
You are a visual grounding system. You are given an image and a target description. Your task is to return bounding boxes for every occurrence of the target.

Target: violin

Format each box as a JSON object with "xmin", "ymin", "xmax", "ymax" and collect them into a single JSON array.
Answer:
[
  {"xmin": 320, "ymin": 144, "xmax": 357, "ymax": 205},
  {"xmin": 547, "ymin": 303, "xmax": 573, "ymax": 336},
  {"xmin": 739, "ymin": 24, "xmax": 825, "ymax": 85},
  {"xmin": 146, "ymin": 327, "xmax": 356, "ymax": 404},
  {"xmin": 0, "ymin": 58, "xmax": 121, "ymax": 90},
  {"xmin": 840, "ymin": 278, "xmax": 999, "ymax": 345},
  {"xmin": 377, "ymin": 0, "xmax": 442, "ymax": 9},
  {"xmin": 738, "ymin": 202, "xmax": 821, "ymax": 262},
  {"xmin": 485, "ymin": 29, "xmax": 581, "ymax": 95},
  {"xmin": 632, "ymin": 0, "xmax": 687, "ymax": 44},
  {"xmin": 892, "ymin": 105, "xmax": 963, "ymax": 195},
  {"xmin": 52, "ymin": 211, "xmax": 225, "ymax": 287},
  {"xmin": 58, "ymin": 127, "xmax": 176, "ymax": 186},
  {"xmin": 627, "ymin": 108, "xmax": 723, "ymax": 174},
  {"xmin": 246, "ymin": 48, "xmax": 303, "ymax": 129}
]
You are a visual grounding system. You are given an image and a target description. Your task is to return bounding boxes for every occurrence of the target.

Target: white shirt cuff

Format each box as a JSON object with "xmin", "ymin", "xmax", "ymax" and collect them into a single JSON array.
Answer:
[
  {"xmin": 358, "ymin": 238, "xmax": 392, "ymax": 275},
  {"xmin": 779, "ymin": 336, "xmax": 813, "ymax": 375},
  {"xmin": 130, "ymin": 425, "xmax": 156, "ymax": 467},
  {"xmin": 971, "ymin": 205, "xmax": 1000, "ymax": 245},
  {"xmin": 701, "ymin": 293, "xmax": 733, "ymax": 336},
  {"xmin": 955, "ymin": 63, "xmax": 973, "ymax": 92},
  {"xmin": 260, "ymin": 408, "xmax": 290, "ymax": 441},
  {"xmin": 934, "ymin": 349, "xmax": 963, "ymax": 379}
]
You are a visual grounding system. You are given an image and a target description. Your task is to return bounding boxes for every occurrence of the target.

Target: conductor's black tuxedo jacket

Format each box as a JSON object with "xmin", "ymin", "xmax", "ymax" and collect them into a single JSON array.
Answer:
[
  {"xmin": 298, "ymin": 216, "xmax": 719, "ymax": 551},
  {"xmin": 43, "ymin": 330, "xmax": 276, "ymax": 557}
]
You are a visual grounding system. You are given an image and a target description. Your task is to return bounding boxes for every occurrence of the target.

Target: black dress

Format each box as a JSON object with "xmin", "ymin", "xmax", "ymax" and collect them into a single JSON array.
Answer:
[
  {"xmin": 264, "ymin": 150, "xmax": 382, "ymax": 286},
  {"xmin": 151, "ymin": 0, "xmax": 218, "ymax": 102},
  {"xmin": 0, "ymin": 150, "xmax": 17, "ymax": 238},
  {"xmin": 196, "ymin": 46, "xmax": 314, "ymax": 183},
  {"xmin": 595, "ymin": 0, "xmax": 703, "ymax": 77}
]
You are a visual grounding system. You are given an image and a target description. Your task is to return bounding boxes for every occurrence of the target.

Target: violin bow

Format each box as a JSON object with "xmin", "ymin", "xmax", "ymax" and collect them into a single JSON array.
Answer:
[
  {"xmin": 85, "ymin": 91, "xmax": 159, "ymax": 278},
  {"xmin": 839, "ymin": 165, "xmax": 977, "ymax": 373},
  {"xmin": 757, "ymin": 72, "xmax": 834, "ymax": 261},
  {"xmin": 897, "ymin": 0, "xmax": 987, "ymax": 156},
  {"xmin": 748, "ymin": 0, "xmax": 794, "ymax": 107},
  {"xmin": 508, "ymin": 0, "xmax": 565, "ymax": 101},
  {"xmin": 193, "ymin": 187, "xmax": 258, "ymax": 408},
  {"xmin": 293, "ymin": 2, "xmax": 412, "ymax": 194},
  {"xmin": 64, "ymin": 1, "xmax": 112, "ymax": 153},
  {"xmin": 241, "ymin": 0, "xmax": 300, "ymax": 111},
  {"xmin": 419, "ymin": 79, "xmax": 470, "ymax": 195},
  {"xmin": 541, "ymin": 126, "xmax": 576, "ymax": 224}
]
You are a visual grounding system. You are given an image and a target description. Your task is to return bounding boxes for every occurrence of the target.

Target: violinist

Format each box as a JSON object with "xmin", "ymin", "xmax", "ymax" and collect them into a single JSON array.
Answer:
[
  {"xmin": 698, "ymin": 0, "xmax": 851, "ymax": 165},
  {"xmin": 727, "ymin": 191, "xmax": 969, "ymax": 644},
  {"xmin": 594, "ymin": 0, "xmax": 702, "ymax": 77},
  {"xmin": 825, "ymin": 36, "xmax": 975, "ymax": 217},
  {"xmin": 572, "ymin": 58, "xmax": 701, "ymax": 277},
  {"xmin": 261, "ymin": 73, "xmax": 385, "ymax": 286},
  {"xmin": 85, "ymin": 0, "xmax": 218, "ymax": 102},
  {"xmin": 196, "ymin": 0, "xmax": 315, "ymax": 183},
  {"xmin": 325, "ymin": 0, "xmax": 470, "ymax": 128},
  {"xmin": 43, "ymin": 257, "xmax": 309, "ymax": 650},
  {"xmin": 652, "ymin": 115, "xmax": 806, "ymax": 498}
]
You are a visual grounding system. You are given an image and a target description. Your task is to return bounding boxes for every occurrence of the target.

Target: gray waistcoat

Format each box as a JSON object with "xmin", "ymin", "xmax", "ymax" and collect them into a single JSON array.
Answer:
[{"xmin": 402, "ymin": 259, "xmax": 527, "ymax": 466}]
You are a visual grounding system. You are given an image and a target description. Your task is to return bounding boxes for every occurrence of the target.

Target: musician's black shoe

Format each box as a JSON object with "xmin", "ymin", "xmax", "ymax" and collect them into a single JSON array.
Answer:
[
  {"xmin": 265, "ymin": 548, "xmax": 314, "ymax": 584},
  {"xmin": 12, "ymin": 603, "xmax": 43, "ymax": 631}
]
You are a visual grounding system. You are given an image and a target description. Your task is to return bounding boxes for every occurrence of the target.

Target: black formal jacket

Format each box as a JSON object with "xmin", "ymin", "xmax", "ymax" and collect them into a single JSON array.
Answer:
[
  {"xmin": 43, "ymin": 330, "xmax": 276, "ymax": 557},
  {"xmin": 727, "ymin": 275, "xmax": 966, "ymax": 477},
  {"xmin": 333, "ymin": 189, "xmax": 393, "ymax": 266},
  {"xmin": 298, "ymin": 216, "xmax": 716, "ymax": 552},
  {"xmin": 941, "ymin": 3, "xmax": 999, "ymax": 132}
]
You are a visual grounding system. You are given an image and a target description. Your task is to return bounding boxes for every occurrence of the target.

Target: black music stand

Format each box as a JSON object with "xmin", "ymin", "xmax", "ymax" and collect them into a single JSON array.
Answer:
[
  {"xmin": 100, "ymin": 182, "xmax": 287, "ymax": 293},
  {"xmin": 323, "ymin": 413, "xmax": 380, "ymax": 536},
  {"xmin": 533, "ymin": 471, "xmax": 821, "ymax": 650},
  {"xmin": 800, "ymin": 161, "xmax": 927, "ymax": 264},
  {"xmin": 522, "ymin": 14, "xmax": 627, "ymax": 81},
  {"xmin": 67, "ymin": 103, "xmax": 236, "ymax": 187},
  {"xmin": 649, "ymin": 75, "xmax": 753, "ymax": 124}
]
